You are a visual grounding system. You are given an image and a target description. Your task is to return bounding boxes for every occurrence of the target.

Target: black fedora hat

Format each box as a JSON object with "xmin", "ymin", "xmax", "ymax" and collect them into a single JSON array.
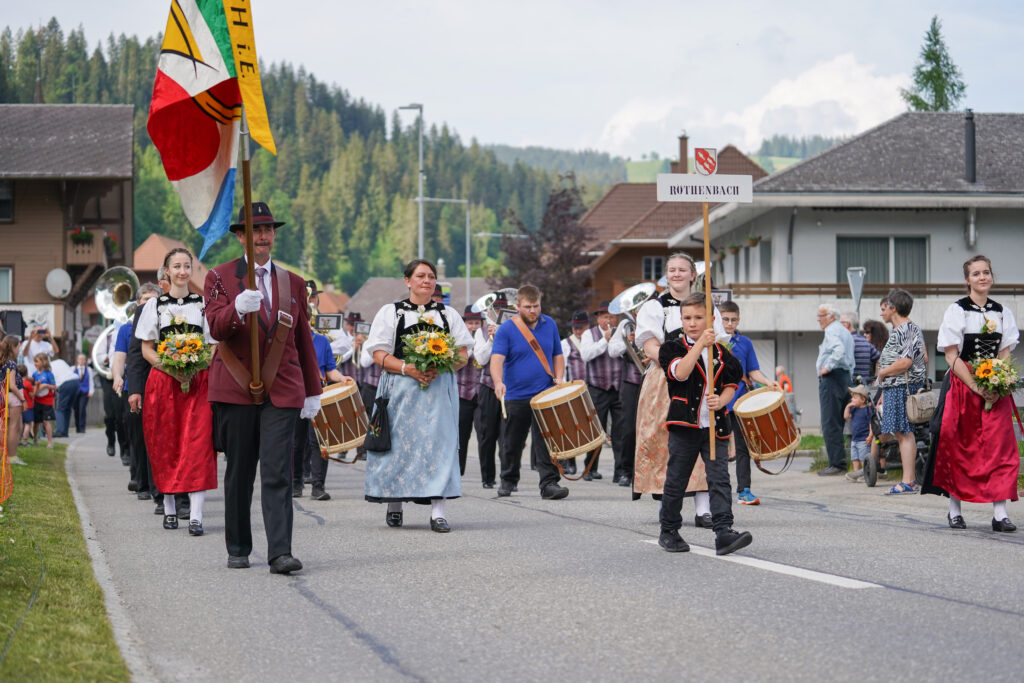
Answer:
[
  {"xmin": 344, "ymin": 311, "xmax": 362, "ymax": 324},
  {"xmin": 570, "ymin": 310, "xmax": 590, "ymax": 327},
  {"xmin": 593, "ymin": 300, "xmax": 611, "ymax": 316},
  {"xmin": 463, "ymin": 305, "xmax": 483, "ymax": 321},
  {"xmin": 229, "ymin": 202, "xmax": 285, "ymax": 233}
]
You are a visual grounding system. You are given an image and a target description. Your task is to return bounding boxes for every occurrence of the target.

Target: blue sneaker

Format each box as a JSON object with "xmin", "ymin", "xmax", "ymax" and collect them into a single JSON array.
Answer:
[{"xmin": 737, "ymin": 488, "xmax": 760, "ymax": 505}]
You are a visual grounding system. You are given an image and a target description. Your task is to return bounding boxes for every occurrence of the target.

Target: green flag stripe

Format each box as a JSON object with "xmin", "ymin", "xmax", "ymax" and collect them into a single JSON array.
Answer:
[{"xmin": 196, "ymin": 0, "xmax": 236, "ymax": 79}]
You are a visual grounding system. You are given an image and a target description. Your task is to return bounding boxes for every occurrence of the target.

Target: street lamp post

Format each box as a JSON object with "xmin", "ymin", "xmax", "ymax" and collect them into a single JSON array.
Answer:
[
  {"xmin": 399, "ymin": 103, "xmax": 424, "ymax": 258},
  {"xmin": 421, "ymin": 197, "xmax": 470, "ymax": 305}
]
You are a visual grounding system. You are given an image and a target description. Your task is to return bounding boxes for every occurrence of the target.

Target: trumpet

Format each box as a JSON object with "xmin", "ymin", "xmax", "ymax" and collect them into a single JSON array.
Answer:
[{"xmin": 608, "ymin": 282, "xmax": 656, "ymax": 374}]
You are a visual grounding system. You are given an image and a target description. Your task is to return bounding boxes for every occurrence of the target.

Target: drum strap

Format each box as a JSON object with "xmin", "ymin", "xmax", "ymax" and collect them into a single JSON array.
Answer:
[{"xmin": 512, "ymin": 315, "xmax": 553, "ymax": 378}]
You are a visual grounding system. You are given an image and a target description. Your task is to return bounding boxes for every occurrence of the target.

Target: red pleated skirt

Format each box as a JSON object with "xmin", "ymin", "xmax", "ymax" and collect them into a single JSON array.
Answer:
[
  {"xmin": 934, "ymin": 375, "xmax": 1019, "ymax": 503},
  {"xmin": 143, "ymin": 368, "xmax": 217, "ymax": 494}
]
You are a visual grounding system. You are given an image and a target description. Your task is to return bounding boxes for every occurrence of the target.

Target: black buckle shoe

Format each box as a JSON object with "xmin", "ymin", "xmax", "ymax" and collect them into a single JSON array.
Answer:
[
  {"xmin": 947, "ymin": 514, "xmax": 966, "ymax": 529},
  {"xmin": 386, "ymin": 510, "xmax": 403, "ymax": 527},
  {"xmin": 430, "ymin": 517, "xmax": 451, "ymax": 533},
  {"xmin": 162, "ymin": 514, "xmax": 178, "ymax": 530}
]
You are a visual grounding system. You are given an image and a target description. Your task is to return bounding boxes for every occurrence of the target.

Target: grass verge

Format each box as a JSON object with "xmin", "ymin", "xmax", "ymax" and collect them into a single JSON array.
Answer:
[{"xmin": 0, "ymin": 444, "xmax": 130, "ymax": 681}]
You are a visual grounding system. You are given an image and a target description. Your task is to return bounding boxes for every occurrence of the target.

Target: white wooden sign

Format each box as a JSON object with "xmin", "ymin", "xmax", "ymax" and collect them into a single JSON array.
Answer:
[{"xmin": 656, "ymin": 173, "xmax": 753, "ymax": 203}]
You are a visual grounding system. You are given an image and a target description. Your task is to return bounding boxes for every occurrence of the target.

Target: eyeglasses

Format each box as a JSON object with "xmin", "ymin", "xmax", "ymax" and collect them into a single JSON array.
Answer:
[{"xmin": 816, "ymin": 313, "xmax": 829, "ymax": 319}]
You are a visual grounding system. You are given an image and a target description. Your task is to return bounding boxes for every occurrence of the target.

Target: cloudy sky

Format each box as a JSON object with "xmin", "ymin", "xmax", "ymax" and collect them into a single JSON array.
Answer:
[{"xmin": 7, "ymin": 1, "xmax": 1022, "ymax": 158}]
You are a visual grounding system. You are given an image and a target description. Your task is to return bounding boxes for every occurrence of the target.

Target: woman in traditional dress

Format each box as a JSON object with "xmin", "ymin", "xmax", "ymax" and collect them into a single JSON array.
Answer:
[
  {"xmin": 922, "ymin": 255, "xmax": 1020, "ymax": 531},
  {"xmin": 633, "ymin": 253, "xmax": 723, "ymax": 526},
  {"xmin": 137, "ymin": 248, "xmax": 217, "ymax": 535},
  {"xmin": 362, "ymin": 259, "xmax": 473, "ymax": 532}
]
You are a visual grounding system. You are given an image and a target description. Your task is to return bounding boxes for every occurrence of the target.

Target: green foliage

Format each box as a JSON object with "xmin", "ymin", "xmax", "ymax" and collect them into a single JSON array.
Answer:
[
  {"xmin": 900, "ymin": 15, "xmax": 966, "ymax": 112},
  {"xmin": 755, "ymin": 134, "xmax": 844, "ymax": 159},
  {"xmin": 487, "ymin": 144, "xmax": 626, "ymax": 188},
  {"xmin": 0, "ymin": 19, "xmax": 608, "ymax": 296}
]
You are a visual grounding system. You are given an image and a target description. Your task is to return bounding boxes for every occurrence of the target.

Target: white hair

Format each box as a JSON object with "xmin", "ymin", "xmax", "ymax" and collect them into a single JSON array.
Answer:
[
  {"xmin": 818, "ymin": 303, "xmax": 840, "ymax": 320},
  {"xmin": 840, "ymin": 311, "xmax": 859, "ymax": 329}
]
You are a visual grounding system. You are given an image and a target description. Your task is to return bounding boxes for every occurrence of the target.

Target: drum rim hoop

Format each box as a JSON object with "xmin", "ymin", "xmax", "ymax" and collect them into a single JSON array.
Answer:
[
  {"xmin": 320, "ymin": 380, "xmax": 359, "ymax": 401},
  {"xmin": 530, "ymin": 379, "xmax": 587, "ymax": 408},
  {"xmin": 733, "ymin": 386, "xmax": 785, "ymax": 418}
]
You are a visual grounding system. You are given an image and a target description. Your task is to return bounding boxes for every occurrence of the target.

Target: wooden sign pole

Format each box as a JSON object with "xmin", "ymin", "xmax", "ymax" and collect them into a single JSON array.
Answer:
[{"xmin": 702, "ymin": 201, "xmax": 715, "ymax": 460}]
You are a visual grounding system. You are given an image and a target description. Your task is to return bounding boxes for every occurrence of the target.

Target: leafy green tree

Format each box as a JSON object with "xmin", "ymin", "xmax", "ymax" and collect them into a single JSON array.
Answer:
[{"xmin": 900, "ymin": 15, "xmax": 966, "ymax": 112}]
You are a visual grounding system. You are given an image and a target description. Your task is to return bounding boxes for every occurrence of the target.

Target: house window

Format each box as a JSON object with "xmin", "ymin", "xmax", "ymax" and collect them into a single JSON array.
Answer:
[
  {"xmin": 642, "ymin": 256, "xmax": 664, "ymax": 282},
  {"xmin": 759, "ymin": 240, "xmax": 772, "ymax": 282},
  {"xmin": 0, "ymin": 181, "xmax": 12, "ymax": 221},
  {"xmin": 836, "ymin": 236, "xmax": 926, "ymax": 284},
  {"xmin": 0, "ymin": 267, "xmax": 11, "ymax": 302}
]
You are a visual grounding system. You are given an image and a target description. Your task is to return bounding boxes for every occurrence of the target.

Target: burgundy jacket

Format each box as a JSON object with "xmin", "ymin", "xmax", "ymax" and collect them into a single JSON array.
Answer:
[{"xmin": 204, "ymin": 258, "xmax": 322, "ymax": 408}]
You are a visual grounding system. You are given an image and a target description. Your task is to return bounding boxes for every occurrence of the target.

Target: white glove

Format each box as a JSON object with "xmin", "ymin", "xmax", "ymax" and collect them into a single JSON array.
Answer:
[
  {"xmin": 300, "ymin": 395, "xmax": 321, "ymax": 420},
  {"xmin": 235, "ymin": 289, "xmax": 264, "ymax": 316}
]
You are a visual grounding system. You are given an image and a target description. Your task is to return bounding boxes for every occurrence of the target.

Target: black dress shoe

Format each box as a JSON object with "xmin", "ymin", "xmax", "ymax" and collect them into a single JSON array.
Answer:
[
  {"xmin": 617, "ymin": 475, "xmax": 631, "ymax": 487},
  {"xmin": 227, "ymin": 555, "xmax": 250, "ymax": 569},
  {"xmin": 386, "ymin": 510, "xmax": 403, "ymax": 527},
  {"xmin": 269, "ymin": 554, "xmax": 303, "ymax": 574},
  {"xmin": 430, "ymin": 517, "xmax": 451, "ymax": 533},
  {"xmin": 137, "ymin": 490, "xmax": 152, "ymax": 501},
  {"xmin": 154, "ymin": 502, "xmax": 164, "ymax": 515},
  {"xmin": 482, "ymin": 482, "xmax": 495, "ymax": 489},
  {"xmin": 292, "ymin": 484, "xmax": 303, "ymax": 498},
  {"xmin": 590, "ymin": 472, "xmax": 603, "ymax": 480},
  {"xmin": 106, "ymin": 445, "xmax": 115, "ymax": 457},
  {"xmin": 947, "ymin": 514, "xmax": 966, "ymax": 529},
  {"xmin": 188, "ymin": 520, "xmax": 203, "ymax": 536},
  {"xmin": 694, "ymin": 513, "xmax": 714, "ymax": 529},
  {"xmin": 582, "ymin": 472, "xmax": 593, "ymax": 481},
  {"xmin": 162, "ymin": 514, "xmax": 178, "ymax": 530},
  {"xmin": 541, "ymin": 483, "xmax": 569, "ymax": 500},
  {"xmin": 564, "ymin": 460, "xmax": 577, "ymax": 475},
  {"xmin": 303, "ymin": 474, "xmax": 312, "ymax": 484},
  {"xmin": 120, "ymin": 455, "xmax": 130, "ymax": 466},
  {"xmin": 128, "ymin": 480, "xmax": 139, "ymax": 492},
  {"xmin": 658, "ymin": 529, "xmax": 690, "ymax": 552},
  {"xmin": 715, "ymin": 528, "xmax": 753, "ymax": 556},
  {"xmin": 992, "ymin": 518, "xmax": 1017, "ymax": 533},
  {"xmin": 497, "ymin": 482, "xmax": 513, "ymax": 497}
]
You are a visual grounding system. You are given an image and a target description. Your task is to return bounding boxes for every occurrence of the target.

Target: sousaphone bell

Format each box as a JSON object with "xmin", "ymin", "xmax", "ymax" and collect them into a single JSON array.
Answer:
[{"xmin": 608, "ymin": 282, "xmax": 656, "ymax": 374}]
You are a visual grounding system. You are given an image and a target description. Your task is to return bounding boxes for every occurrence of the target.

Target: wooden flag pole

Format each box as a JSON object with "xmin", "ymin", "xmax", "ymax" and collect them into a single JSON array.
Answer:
[
  {"xmin": 702, "ymin": 200, "xmax": 715, "ymax": 460},
  {"xmin": 240, "ymin": 108, "xmax": 263, "ymax": 400}
]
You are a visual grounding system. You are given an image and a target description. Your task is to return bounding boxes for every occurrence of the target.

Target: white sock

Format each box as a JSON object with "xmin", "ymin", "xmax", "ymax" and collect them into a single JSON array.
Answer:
[
  {"xmin": 948, "ymin": 497, "xmax": 962, "ymax": 518},
  {"xmin": 695, "ymin": 492, "xmax": 711, "ymax": 516},
  {"xmin": 993, "ymin": 500, "xmax": 1008, "ymax": 521},
  {"xmin": 387, "ymin": 502, "xmax": 403, "ymax": 513},
  {"xmin": 163, "ymin": 494, "xmax": 176, "ymax": 516},
  {"xmin": 189, "ymin": 491, "xmax": 205, "ymax": 523},
  {"xmin": 431, "ymin": 499, "xmax": 446, "ymax": 520}
]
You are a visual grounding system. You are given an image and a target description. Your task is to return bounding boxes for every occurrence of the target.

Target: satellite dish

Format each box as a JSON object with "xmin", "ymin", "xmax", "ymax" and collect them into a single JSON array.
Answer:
[{"xmin": 45, "ymin": 269, "xmax": 72, "ymax": 298}]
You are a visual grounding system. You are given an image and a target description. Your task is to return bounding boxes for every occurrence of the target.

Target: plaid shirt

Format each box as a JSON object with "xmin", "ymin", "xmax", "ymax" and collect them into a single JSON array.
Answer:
[
  {"xmin": 585, "ymin": 326, "xmax": 621, "ymax": 391},
  {"xmin": 622, "ymin": 356, "xmax": 643, "ymax": 385},
  {"xmin": 457, "ymin": 350, "xmax": 481, "ymax": 401},
  {"xmin": 361, "ymin": 361, "xmax": 382, "ymax": 388},
  {"xmin": 563, "ymin": 335, "xmax": 586, "ymax": 382}
]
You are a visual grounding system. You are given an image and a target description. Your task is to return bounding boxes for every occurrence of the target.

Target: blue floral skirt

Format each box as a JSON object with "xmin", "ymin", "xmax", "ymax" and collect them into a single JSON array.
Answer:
[{"xmin": 880, "ymin": 382, "xmax": 924, "ymax": 435}]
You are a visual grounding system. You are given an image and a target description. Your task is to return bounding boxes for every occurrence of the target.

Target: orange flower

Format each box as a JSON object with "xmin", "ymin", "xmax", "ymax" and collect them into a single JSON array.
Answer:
[{"xmin": 976, "ymin": 360, "xmax": 994, "ymax": 379}]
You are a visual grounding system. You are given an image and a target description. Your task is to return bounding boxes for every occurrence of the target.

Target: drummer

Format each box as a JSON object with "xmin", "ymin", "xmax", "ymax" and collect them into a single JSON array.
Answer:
[
  {"xmin": 718, "ymin": 300, "xmax": 778, "ymax": 506},
  {"xmin": 558, "ymin": 310, "xmax": 591, "ymax": 475}
]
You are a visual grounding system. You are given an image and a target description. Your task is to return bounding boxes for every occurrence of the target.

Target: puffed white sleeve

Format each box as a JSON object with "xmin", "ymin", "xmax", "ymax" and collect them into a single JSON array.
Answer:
[
  {"xmin": 331, "ymin": 330, "xmax": 352, "ymax": 361},
  {"xmin": 936, "ymin": 303, "xmax": 965, "ymax": 351},
  {"xmin": 607, "ymin": 320, "xmax": 629, "ymax": 358},
  {"xmin": 363, "ymin": 304, "xmax": 397, "ymax": 358},
  {"xmin": 634, "ymin": 299, "xmax": 664, "ymax": 347},
  {"xmin": 446, "ymin": 306, "xmax": 475, "ymax": 348},
  {"xmin": 359, "ymin": 344, "xmax": 375, "ymax": 368},
  {"xmin": 1000, "ymin": 306, "xmax": 1019, "ymax": 352},
  {"xmin": 134, "ymin": 298, "xmax": 160, "ymax": 341},
  {"xmin": 202, "ymin": 308, "xmax": 216, "ymax": 345},
  {"xmin": 473, "ymin": 327, "xmax": 493, "ymax": 363}
]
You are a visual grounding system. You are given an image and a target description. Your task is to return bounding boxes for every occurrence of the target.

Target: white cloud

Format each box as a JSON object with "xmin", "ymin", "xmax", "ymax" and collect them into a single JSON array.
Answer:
[{"xmin": 595, "ymin": 54, "xmax": 910, "ymax": 157}]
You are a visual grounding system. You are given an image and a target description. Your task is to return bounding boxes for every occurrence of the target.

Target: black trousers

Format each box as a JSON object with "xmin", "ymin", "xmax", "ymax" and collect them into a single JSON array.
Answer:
[
  {"xmin": 731, "ymin": 413, "xmax": 753, "ymax": 491},
  {"xmin": 586, "ymin": 384, "xmax": 624, "ymax": 473},
  {"xmin": 99, "ymin": 377, "xmax": 128, "ymax": 453},
  {"xmin": 125, "ymin": 406, "xmax": 156, "ymax": 496},
  {"xmin": 215, "ymin": 401, "xmax": 298, "ymax": 560},
  {"xmin": 618, "ymin": 381, "xmax": 641, "ymax": 480},
  {"xmin": 500, "ymin": 398, "xmax": 559, "ymax": 490},
  {"xmin": 74, "ymin": 391, "xmax": 90, "ymax": 432},
  {"xmin": 292, "ymin": 417, "xmax": 328, "ymax": 488},
  {"xmin": 458, "ymin": 396, "xmax": 478, "ymax": 476},
  {"xmin": 819, "ymin": 369, "xmax": 851, "ymax": 469},
  {"xmin": 474, "ymin": 385, "xmax": 502, "ymax": 485},
  {"xmin": 661, "ymin": 428, "xmax": 733, "ymax": 534}
]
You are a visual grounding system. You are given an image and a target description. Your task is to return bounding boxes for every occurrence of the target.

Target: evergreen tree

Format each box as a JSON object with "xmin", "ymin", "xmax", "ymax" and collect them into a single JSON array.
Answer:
[{"xmin": 900, "ymin": 15, "xmax": 966, "ymax": 112}]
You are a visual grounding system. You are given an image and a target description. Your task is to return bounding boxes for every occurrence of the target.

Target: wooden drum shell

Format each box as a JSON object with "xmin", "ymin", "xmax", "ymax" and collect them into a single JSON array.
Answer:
[
  {"xmin": 732, "ymin": 387, "xmax": 799, "ymax": 461},
  {"xmin": 312, "ymin": 381, "xmax": 368, "ymax": 460},
  {"xmin": 529, "ymin": 380, "xmax": 606, "ymax": 460}
]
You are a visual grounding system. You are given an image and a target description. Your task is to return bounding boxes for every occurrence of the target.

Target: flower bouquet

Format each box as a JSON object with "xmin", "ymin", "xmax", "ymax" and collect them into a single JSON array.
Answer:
[
  {"xmin": 157, "ymin": 332, "xmax": 212, "ymax": 393},
  {"xmin": 401, "ymin": 329, "xmax": 459, "ymax": 389},
  {"xmin": 970, "ymin": 356, "xmax": 1024, "ymax": 411}
]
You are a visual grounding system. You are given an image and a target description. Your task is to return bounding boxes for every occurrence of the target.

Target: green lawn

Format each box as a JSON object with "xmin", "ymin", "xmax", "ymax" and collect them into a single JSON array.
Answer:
[{"xmin": 0, "ymin": 444, "xmax": 130, "ymax": 681}]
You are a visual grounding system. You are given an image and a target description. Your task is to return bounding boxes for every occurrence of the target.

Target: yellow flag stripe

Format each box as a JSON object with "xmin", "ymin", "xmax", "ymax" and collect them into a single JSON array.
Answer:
[
  {"xmin": 222, "ymin": 0, "xmax": 277, "ymax": 155},
  {"xmin": 163, "ymin": 0, "xmax": 206, "ymax": 66}
]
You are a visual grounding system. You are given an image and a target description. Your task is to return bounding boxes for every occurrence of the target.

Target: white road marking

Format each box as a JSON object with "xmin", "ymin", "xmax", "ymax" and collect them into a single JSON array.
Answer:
[{"xmin": 642, "ymin": 540, "xmax": 882, "ymax": 589}]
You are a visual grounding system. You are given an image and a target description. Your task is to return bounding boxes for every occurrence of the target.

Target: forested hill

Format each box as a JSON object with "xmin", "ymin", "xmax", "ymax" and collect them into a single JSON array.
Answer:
[
  {"xmin": 487, "ymin": 145, "xmax": 627, "ymax": 194},
  {"xmin": 0, "ymin": 20, "xmax": 589, "ymax": 293}
]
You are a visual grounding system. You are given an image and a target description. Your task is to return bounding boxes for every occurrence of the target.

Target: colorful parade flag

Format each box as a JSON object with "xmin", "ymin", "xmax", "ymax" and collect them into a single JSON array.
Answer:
[{"xmin": 147, "ymin": 0, "xmax": 276, "ymax": 258}]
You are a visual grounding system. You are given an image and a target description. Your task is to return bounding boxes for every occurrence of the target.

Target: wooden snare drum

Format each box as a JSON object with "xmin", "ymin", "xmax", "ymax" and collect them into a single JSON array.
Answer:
[
  {"xmin": 312, "ymin": 380, "xmax": 368, "ymax": 463},
  {"xmin": 529, "ymin": 380, "xmax": 605, "ymax": 460},
  {"xmin": 732, "ymin": 387, "xmax": 800, "ymax": 473}
]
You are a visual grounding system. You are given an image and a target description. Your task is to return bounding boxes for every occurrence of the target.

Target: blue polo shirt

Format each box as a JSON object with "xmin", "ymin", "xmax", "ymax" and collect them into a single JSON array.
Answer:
[
  {"xmin": 492, "ymin": 314, "xmax": 562, "ymax": 401},
  {"xmin": 114, "ymin": 321, "xmax": 133, "ymax": 392},
  {"xmin": 312, "ymin": 331, "xmax": 335, "ymax": 377},
  {"xmin": 726, "ymin": 331, "xmax": 759, "ymax": 411}
]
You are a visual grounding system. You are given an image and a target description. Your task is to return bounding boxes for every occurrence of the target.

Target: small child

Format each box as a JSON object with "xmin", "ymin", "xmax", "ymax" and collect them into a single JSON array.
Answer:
[
  {"xmin": 18, "ymin": 364, "xmax": 35, "ymax": 445},
  {"xmin": 657, "ymin": 292, "xmax": 752, "ymax": 556},
  {"xmin": 31, "ymin": 353, "xmax": 56, "ymax": 449},
  {"xmin": 844, "ymin": 385, "xmax": 872, "ymax": 481}
]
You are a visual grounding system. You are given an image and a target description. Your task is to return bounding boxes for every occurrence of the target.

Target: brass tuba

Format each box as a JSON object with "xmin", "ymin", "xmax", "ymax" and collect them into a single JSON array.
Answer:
[
  {"xmin": 91, "ymin": 267, "xmax": 140, "ymax": 380},
  {"xmin": 471, "ymin": 287, "xmax": 518, "ymax": 338},
  {"xmin": 608, "ymin": 282, "xmax": 656, "ymax": 374}
]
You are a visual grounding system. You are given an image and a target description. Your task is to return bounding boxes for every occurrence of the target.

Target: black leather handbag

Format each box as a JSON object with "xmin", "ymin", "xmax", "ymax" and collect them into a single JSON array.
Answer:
[{"xmin": 364, "ymin": 374, "xmax": 392, "ymax": 452}]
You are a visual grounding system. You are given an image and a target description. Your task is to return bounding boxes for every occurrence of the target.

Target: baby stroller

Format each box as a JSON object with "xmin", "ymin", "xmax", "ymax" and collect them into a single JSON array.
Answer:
[{"xmin": 863, "ymin": 387, "xmax": 930, "ymax": 488}]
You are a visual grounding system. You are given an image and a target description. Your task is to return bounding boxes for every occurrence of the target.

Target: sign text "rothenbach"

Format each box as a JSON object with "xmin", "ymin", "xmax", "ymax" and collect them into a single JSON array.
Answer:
[{"xmin": 656, "ymin": 174, "xmax": 753, "ymax": 203}]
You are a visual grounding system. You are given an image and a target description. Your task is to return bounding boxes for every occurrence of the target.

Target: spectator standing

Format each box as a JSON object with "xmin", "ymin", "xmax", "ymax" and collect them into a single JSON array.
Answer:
[
  {"xmin": 841, "ymin": 312, "xmax": 880, "ymax": 384},
  {"xmin": 815, "ymin": 304, "xmax": 855, "ymax": 476},
  {"xmin": 73, "ymin": 353, "xmax": 94, "ymax": 434},
  {"xmin": 51, "ymin": 357, "xmax": 80, "ymax": 438},
  {"xmin": 20, "ymin": 326, "xmax": 59, "ymax": 367},
  {"xmin": 31, "ymin": 354, "xmax": 57, "ymax": 448}
]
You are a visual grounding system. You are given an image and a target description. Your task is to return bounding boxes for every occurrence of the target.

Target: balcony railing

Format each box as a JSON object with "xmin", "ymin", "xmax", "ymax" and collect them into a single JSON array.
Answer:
[
  {"xmin": 66, "ymin": 230, "xmax": 109, "ymax": 268},
  {"xmin": 728, "ymin": 283, "xmax": 1024, "ymax": 297}
]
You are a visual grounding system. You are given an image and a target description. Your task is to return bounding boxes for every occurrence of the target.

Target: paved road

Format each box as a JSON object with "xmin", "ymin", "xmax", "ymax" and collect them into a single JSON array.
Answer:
[{"xmin": 66, "ymin": 432, "xmax": 1023, "ymax": 682}]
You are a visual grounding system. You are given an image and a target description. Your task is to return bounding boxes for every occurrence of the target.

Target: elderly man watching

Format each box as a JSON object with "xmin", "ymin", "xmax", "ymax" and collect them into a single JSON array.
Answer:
[
  {"xmin": 840, "ymin": 312, "xmax": 880, "ymax": 384},
  {"xmin": 816, "ymin": 304, "xmax": 854, "ymax": 476}
]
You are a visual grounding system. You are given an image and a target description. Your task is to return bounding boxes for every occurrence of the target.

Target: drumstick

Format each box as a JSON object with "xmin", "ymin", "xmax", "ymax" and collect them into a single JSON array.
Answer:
[{"xmin": 500, "ymin": 397, "xmax": 507, "ymax": 420}]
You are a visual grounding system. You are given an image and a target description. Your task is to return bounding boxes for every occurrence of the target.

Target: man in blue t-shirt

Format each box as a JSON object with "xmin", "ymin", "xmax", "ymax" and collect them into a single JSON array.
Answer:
[
  {"xmin": 490, "ymin": 285, "xmax": 568, "ymax": 500},
  {"xmin": 719, "ymin": 301, "xmax": 778, "ymax": 506}
]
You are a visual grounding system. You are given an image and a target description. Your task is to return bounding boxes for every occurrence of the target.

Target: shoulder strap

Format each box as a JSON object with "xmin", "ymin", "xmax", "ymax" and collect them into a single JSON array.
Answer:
[
  {"xmin": 261, "ymin": 267, "xmax": 293, "ymax": 395},
  {"xmin": 512, "ymin": 315, "xmax": 553, "ymax": 378}
]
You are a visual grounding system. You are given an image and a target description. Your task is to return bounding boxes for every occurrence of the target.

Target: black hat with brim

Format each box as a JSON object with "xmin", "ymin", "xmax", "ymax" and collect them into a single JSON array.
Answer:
[{"xmin": 229, "ymin": 201, "xmax": 285, "ymax": 233}]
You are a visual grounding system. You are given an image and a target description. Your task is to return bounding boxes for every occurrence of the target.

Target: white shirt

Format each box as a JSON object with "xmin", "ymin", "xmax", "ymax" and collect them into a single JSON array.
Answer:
[
  {"xmin": 135, "ymin": 296, "xmax": 214, "ymax": 343},
  {"xmin": 607, "ymin": 319, "xmax": 631, "ymax": 359},
  {"xmin": 473, "ymin": 327, "xmax": 493, "ymax": 364},
  {"xmin": 330, "ymin": 328, "xmax": 353, "ymax": 362},
  {"xmin": 936, "ymin": 300, "xmax": 1019, "ymax": 354},
  {"xmin": 51, "ymin": 359, "xmax": 77, "ymax": 386},
  {"xmin": 24, "ymin": 339, "xmax": 54, "ymax": 363},
  {"xmin": 364, "ymin": 303, "xmax": 475, "ymax": 359}
]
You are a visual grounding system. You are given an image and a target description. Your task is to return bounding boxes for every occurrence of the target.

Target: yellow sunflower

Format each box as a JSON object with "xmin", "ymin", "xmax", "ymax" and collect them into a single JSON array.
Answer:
[
  {"xmin": 428, "ymin": 338, "xmax": 448, "ymax": 355},
  {"xmin": 976, "ymin": 360, "xmax": 994, "ymax": 378}
]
